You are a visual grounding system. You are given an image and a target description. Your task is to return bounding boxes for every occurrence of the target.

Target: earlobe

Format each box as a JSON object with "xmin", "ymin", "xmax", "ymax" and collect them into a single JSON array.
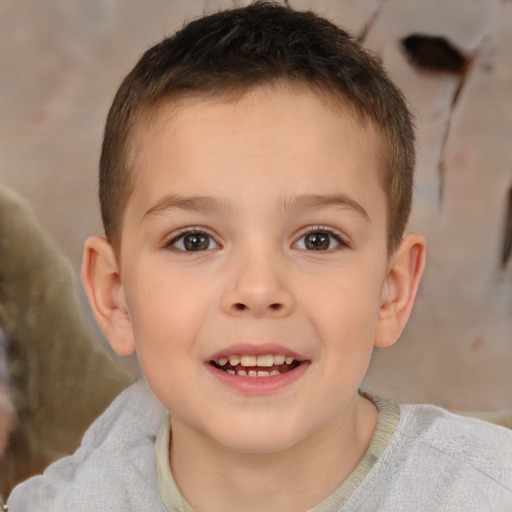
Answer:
[
  {"xmin": 81, "ymin": 236, "xmax": 136, "ymax": 356},
  {"xmin": 374, "ymin": 233, "xmax": 426, "ymax": 348}
]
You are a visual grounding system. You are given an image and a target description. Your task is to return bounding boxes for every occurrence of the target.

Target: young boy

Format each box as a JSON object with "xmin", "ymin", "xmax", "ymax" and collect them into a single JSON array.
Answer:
[{"xmin": 7, "ymin": 2, "xmax": 512, "ymax": 511}]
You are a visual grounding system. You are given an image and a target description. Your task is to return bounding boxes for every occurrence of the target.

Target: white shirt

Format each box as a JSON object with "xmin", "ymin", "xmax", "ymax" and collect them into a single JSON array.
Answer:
[{"xmin": 7, "ymin": 380, "xmax": 512, "ymax": 511}]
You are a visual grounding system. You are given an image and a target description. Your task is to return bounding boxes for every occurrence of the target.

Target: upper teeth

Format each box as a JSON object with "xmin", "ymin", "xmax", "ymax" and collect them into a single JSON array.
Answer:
[{"xmin": 216, "ymin": 354, "xmax": 294, "ymax": 367}]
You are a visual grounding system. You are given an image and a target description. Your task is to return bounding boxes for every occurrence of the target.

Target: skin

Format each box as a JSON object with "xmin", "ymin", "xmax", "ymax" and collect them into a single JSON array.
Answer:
[{"xmin": 83, "ymin": 85, "xmax": 426, "ymax": 512}]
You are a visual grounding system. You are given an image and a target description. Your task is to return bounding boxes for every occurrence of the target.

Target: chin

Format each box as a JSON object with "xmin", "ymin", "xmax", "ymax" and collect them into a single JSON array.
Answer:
[
  {"xmin": 222, "ymin": 435, "xmax": 298, "ymax": 455},
  {"xmin": 206, "ymin": 418, "xmax": 305, "ymax": 455}
]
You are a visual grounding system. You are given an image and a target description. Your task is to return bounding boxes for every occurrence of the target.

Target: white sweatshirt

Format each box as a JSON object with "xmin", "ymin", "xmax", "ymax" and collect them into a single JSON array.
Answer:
[{"xmin": 7, "ymin": 379, "xmax": 512, "ymax": 511}]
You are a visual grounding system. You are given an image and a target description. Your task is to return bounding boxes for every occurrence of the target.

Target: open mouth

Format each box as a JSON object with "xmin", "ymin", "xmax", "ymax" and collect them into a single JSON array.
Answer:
[{"xmin": 210, "ymin": 354, "xmax": 301, "ymax": 377}]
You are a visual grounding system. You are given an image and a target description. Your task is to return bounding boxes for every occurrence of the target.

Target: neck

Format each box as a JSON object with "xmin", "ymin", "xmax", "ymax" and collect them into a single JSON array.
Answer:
[{"xmin": 169, "ymin": 395, "xmax": 377, "ymax": 512}]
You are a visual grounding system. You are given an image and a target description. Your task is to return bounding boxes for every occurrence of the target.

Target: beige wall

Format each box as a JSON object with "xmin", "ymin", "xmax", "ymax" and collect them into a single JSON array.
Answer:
[{"xmin": 1, "ymin": 0, "xmax": 510, "ymax": 410}]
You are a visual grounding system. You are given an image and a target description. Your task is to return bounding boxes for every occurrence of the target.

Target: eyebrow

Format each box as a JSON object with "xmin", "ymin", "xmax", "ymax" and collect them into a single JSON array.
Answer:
[
  {"xmin": 280, "ymin": 194, "xmax": 370, "ymax": 221},
  {"xmin": 143, "ymin": 194, "xmax": 232, "ymax": 220},
  {"xmin": 143, "ymin": 192, "xmax": 370, "ymax": 222}
]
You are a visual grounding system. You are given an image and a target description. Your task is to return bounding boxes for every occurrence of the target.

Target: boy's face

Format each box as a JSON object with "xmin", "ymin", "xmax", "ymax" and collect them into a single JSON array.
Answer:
[{"xmin": 97, "ymin": 86, "xmax": 416, "ymax": 454}]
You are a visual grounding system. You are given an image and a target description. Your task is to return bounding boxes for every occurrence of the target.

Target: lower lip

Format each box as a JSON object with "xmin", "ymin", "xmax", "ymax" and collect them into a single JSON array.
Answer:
[{"xmin": 205, "ymin": 361, "xmax": 310, "ymax": 395}]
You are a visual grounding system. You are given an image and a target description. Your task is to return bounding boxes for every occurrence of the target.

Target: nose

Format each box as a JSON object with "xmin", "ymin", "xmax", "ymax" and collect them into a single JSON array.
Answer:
[{"xmin": 220, "ymin": 249, "xmax": 295, "ymax": 318}]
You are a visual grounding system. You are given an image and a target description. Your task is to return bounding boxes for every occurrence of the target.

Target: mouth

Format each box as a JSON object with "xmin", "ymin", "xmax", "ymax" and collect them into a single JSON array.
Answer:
[{"xmin": 210, "ymin": 354, "xmax": 301, "ymax": 377}]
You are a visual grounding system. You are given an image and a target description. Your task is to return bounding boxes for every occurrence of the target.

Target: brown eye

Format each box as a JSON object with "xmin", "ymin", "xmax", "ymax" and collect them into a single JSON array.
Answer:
[
  {"xmin": 294, "ymin": 230, "xmax": 343, "ymax": 251},
  {"xmin": 304, "ymin": 232, "xmax": 331, "ymax": 250},
  {"xmin": 183, "ymin": 233, "xmax": 210, "ymax": 251},
  {"xmin": 169, "ymin": 231, "xmax": 219, "ymax": 252}
]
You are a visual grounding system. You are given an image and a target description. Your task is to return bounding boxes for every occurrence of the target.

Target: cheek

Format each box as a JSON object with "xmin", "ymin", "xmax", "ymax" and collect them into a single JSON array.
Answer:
[
  {"xmin": 303, "ymin": 268, "xmax": 384, "ymax": 350},
  {"xmin": 125, "ymin": 270, "xmax": 207, "ymax": 356},
  {"xmin": 128, "ymin": 285, "xmax": 201, "ymax": 409}
]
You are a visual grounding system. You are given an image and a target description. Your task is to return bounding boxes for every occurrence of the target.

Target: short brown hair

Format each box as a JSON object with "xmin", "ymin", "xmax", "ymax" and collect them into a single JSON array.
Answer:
[{"xmin": 100, "ymin": 1, "xmax": 415, "ymax": 254}]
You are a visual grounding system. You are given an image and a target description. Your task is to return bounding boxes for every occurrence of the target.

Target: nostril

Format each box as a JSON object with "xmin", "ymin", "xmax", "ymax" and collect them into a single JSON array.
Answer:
[
  {"xmin": 269, "ymin": 303, "xmax": 282, "ymax": 310},
  {"xmin": 234, "ymin": 303, "xmax": 247, "ymax": 311}
]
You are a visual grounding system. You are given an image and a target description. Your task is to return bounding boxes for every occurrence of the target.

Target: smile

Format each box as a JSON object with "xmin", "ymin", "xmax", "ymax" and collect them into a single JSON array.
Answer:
[{"xmin": 210, "ymin": 354, "xmax": 300, "ymax": 377}]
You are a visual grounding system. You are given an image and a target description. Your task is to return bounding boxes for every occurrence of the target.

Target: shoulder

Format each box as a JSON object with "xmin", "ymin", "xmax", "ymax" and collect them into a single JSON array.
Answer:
[
  {"xmin": 7, "ymin": 380, "xmax": 168, "ymax": 512},
  {"xmin": 345, "ymin": 401, "xmax": 512, "ymax": 510},
  {"xmin": 388, "ymin": 402, "xmax": 512, "ymax": 508},
  {"xmin": 398, "ymin": 402, "xmax": 512, "ymax": 468}
]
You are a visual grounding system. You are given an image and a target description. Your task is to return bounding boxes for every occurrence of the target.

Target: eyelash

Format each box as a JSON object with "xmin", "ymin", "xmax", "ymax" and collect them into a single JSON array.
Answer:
[
  {"xmin": 163, "ymin": 225, "xmax": 348, "ymax": 253},
  {"xmin": 293, "ymin": 226, "xmax": 349, "ymax": 252},
  {"xmin": 163, "ymin": 227, "xmax": 220, "ymax": 252}
]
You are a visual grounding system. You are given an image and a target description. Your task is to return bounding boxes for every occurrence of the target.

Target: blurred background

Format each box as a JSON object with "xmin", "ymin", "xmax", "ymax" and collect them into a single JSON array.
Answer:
[{"xmin": 0, "ymin": 0, "xmax": 510, "ymax": 414}]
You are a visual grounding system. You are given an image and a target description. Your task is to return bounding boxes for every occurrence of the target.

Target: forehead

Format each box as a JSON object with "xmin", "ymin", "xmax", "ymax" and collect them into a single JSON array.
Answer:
[{"xmin": 125, "ymin": 85, "xmax": 385, "ymax": 219}]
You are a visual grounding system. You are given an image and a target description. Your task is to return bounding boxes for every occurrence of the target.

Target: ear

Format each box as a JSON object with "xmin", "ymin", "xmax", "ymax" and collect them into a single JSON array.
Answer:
[
  {"xmin": 81, "ymin": 236, "xmax": 136, "ymax": 356},
  {"xmin": 374, "ymin": 233, "xmax": 426, "ymax": 348}
]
